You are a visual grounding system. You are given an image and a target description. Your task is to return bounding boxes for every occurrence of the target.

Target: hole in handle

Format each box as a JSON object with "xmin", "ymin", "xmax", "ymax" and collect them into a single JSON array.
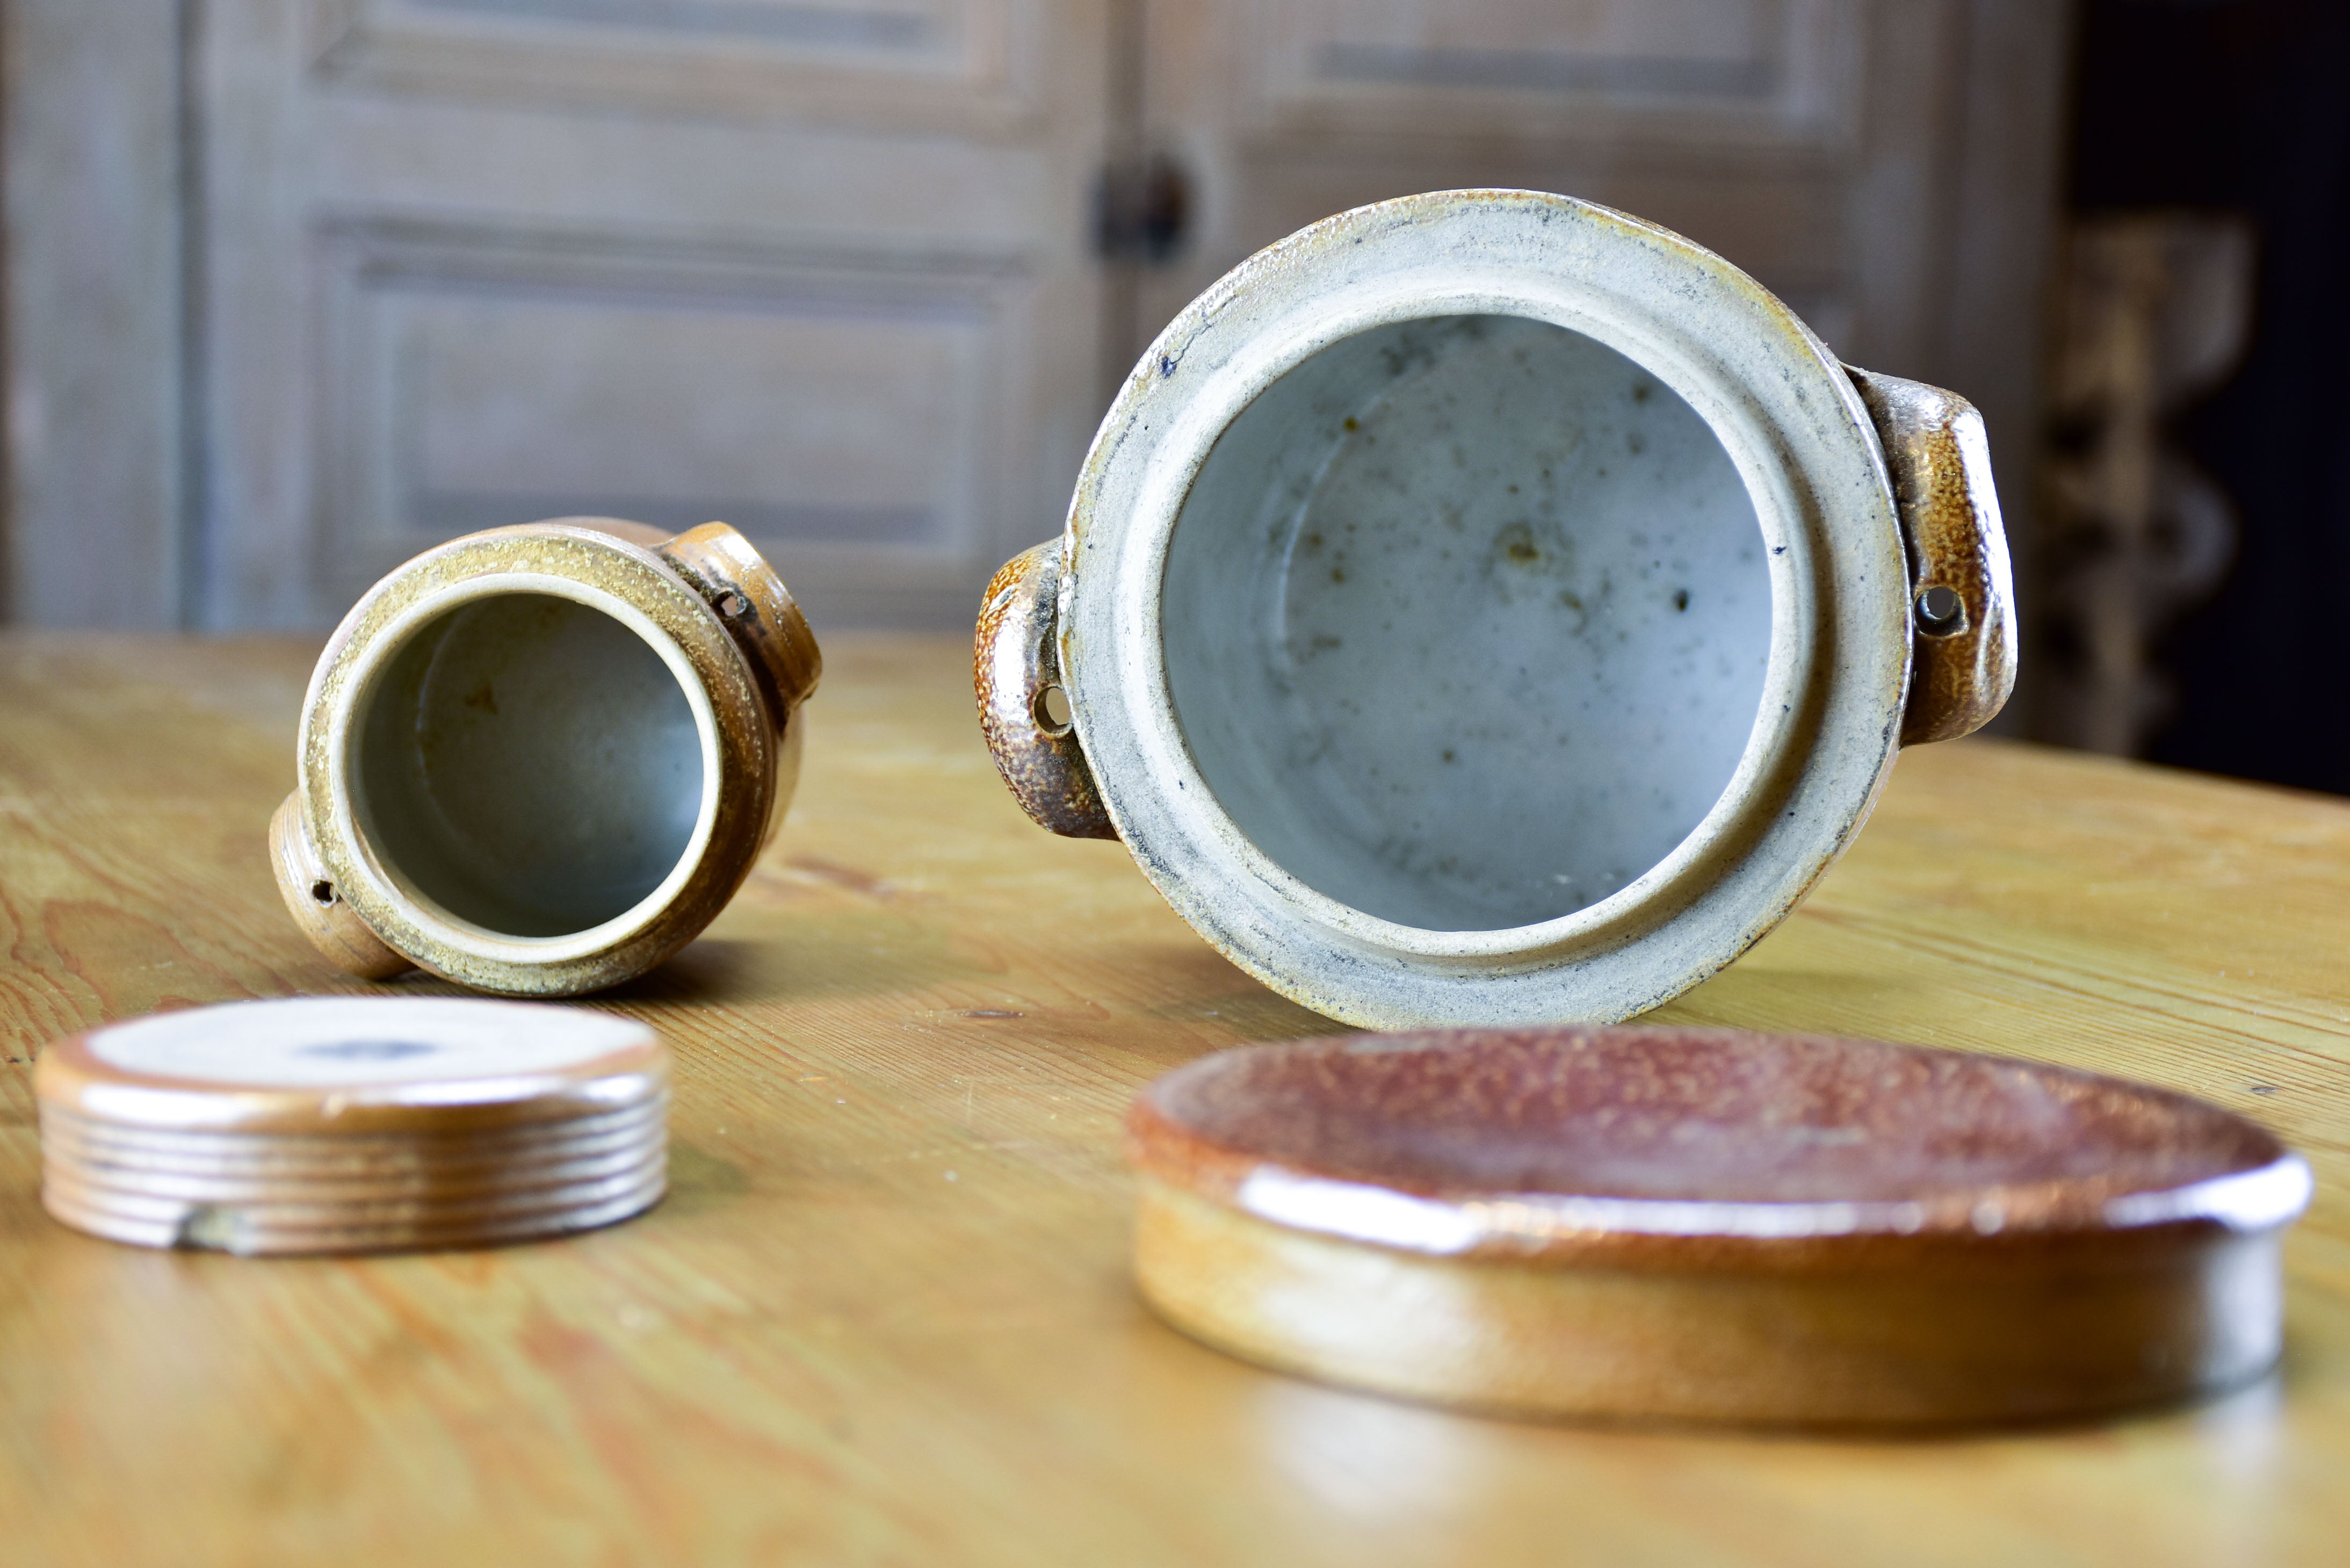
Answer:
[
  {"xmin": 1033, "ymin": 684, "xmax": 1074, "ymax": 736},
  {"xmin": 1914, "ymin": 584, "xmax": 1968, "ymax": 637},
  {"xmin": 309, "ymin": 879, "xmax": 337, "ymax": 907}
]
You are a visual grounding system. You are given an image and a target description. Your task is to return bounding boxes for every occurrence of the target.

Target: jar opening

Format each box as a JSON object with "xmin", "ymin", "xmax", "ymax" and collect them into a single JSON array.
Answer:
[
  {"xmin": 351, "ymin": 592, "xmax": 707, "ymax": 938},
  {"xmin": 1162, "ymin": 314, "xmax": 1771, "ymax": 933}
]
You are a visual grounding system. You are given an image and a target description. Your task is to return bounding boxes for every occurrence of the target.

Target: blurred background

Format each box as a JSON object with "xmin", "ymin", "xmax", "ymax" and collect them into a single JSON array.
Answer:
[{"xmin": 3, "ymin": 1, "xmax": 2344, "ymax": 790}]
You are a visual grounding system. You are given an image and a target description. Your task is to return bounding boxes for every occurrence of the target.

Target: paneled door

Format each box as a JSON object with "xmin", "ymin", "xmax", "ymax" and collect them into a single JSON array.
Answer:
[
  {"xmin": 192, "ymin": 0, "xmax": 1110, "ymax": 629},
  {"xmin": 6, "ymin": 1, "xmax": 2063, "ymax": 634},
  {"xmin": 1123, "ymin": 0, "xmax": 2069, "ymax": 546}
]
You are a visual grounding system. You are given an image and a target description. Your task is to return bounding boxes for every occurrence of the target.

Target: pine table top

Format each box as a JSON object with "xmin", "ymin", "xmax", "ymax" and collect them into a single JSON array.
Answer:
[{"xmin": 2, "ymin": 633, "xmax": 2344, "ymax": 1566}]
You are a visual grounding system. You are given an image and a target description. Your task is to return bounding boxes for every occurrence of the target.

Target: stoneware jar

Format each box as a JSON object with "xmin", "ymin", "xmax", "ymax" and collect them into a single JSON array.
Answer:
[
  {"xmin": 977, "ymin": 190, "xmax": 2015, "ymax": 1030},
  {"xmin": 272, "ymin": 517, "xmax": 819, "ymax": 996}
]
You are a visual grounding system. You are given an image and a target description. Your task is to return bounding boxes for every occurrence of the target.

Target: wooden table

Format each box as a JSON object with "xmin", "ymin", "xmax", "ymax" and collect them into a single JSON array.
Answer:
[{"xmin": 3, "ymin": 634, "xmax": 2345, "ymax": 1566}]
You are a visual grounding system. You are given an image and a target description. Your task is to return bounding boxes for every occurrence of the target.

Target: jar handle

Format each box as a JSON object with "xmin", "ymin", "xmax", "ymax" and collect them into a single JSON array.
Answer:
[
  {"xmin": 1846, "ymin": 366, "xmax": 2020, "ymax": 745},
  {"xmin": 267, "ymin": 795, "xmax": 416, "ymax": 980},
  {"xmin": 655, "ymin": 522, "xmax": 823, "ymax": 721},
  {"xmin": 975, "ymin": 540, "xmax": 1118, "ymax": 839}
]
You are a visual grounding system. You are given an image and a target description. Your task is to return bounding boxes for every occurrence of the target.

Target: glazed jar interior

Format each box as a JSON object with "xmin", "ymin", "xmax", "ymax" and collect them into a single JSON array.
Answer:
[
  {"xmin": 351, "ymin": 592, "xmax": 707, "ymax": 938},
  {"xmin": 1162, "ymin": 314, "xmax": 1771, "ymax": 933}
]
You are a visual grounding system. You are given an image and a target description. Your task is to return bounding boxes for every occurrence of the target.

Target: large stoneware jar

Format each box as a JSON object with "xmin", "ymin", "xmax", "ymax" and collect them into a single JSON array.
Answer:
[{"xmin": 977, "ymin": 190, "xmax": 2013, "ymax": 1029}]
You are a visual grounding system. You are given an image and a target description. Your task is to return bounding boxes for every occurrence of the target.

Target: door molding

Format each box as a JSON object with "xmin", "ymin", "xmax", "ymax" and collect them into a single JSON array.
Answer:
[
  {"xmin": 309, "ymin": 0, "xmax": 1048, "ymax": 132},
  {"xmin": 306, "ymin": 213, "xmax": 1037, "ymax": 626}
]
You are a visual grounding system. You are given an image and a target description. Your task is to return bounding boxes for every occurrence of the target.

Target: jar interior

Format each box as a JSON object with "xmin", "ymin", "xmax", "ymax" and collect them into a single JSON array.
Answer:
[
  {"xmin": 1162, "ymin": 314, "xmax": 1771, "ymax": 933},
  {"xmin": 352, "ymin": 593, "xmax": 707, "ymax": 938}
]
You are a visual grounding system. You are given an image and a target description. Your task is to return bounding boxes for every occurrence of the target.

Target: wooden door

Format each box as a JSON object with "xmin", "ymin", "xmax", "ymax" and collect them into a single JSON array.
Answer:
[
  {"xmin": 190, "ymin": 0, "xmax": 1110, "ymax": 630},
  {"xmin": 5, "ymin": 2, "xmax": 2064, "ymax": 634},
  {"xmin": 1122, "ymin": 0, "xmax": 2069, "ymax": 561}
]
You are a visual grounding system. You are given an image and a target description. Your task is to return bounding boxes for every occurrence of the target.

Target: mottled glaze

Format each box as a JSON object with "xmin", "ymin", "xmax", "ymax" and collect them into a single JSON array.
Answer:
[
  {"xmin": 1126, "ymin": 1026, "xmax": 2309, "ymax": 1425},
  {"xmin": 1130, "ymin": 1026, "xmax": 2308, "ymax": 1260},
  {"xmin": 979, "ymin": 190, "xmax": 2016, "ymax": 1029},
  {"xmin": 1847, "ymin": 368, "xmax": 2020, "ymax": 743},
  {"xmin": 273, "ymin": 518, "xmax": 819, "ymax": 996},
  {"xmin": 975, "ymin": 543, "xmax": 1115, "ymax": 839}
]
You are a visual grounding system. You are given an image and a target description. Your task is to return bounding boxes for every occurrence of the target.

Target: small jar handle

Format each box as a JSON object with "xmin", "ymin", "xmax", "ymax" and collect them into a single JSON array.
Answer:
[
  {"xmin": 1846, "ymin": 366, "xmax": 2020, "ymax": 746},
  {"xmin": 542, "ymin": 516, "xmax": 821, "ymax": 721},
  {"xmin": 268, "ymin": 795, "xmax": 416, "ymax": 979},
  {"xmin": 975, "ymin": 541, "xmax": 1117, "ymax": 839},
  {"xmin": 655, "ymin": 522, "xmax": 823, "ymax": 721}
]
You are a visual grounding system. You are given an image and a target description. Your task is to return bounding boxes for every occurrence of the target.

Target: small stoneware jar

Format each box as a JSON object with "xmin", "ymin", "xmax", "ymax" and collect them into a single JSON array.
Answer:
[
  {"xmin": 272, "ymin": 517, "xmax": 819, "ymax": 996},
  {"xmin": 978, "ymin": 190, "xmax": 2016, "ymax": 1030}
]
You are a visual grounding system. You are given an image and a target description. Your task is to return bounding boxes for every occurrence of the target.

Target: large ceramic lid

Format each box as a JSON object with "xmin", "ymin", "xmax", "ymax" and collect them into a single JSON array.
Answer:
[
  {"xmin": 1131, "ymin": 1024, "xmax": 2308, "ymax": 1261},
  {"xmin": 1126, "ymin": 1025, "xmax": 2309, "ymax": 1424}
]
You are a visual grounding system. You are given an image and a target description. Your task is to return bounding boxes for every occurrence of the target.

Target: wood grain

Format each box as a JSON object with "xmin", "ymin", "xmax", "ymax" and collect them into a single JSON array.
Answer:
[{"xmin": 3, "ymin": 632, "xmax": 2348, "ymax": 1566}]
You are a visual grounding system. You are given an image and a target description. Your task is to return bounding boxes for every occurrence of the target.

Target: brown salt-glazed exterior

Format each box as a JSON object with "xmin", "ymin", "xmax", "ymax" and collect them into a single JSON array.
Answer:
[
  {"xmin": 974, "ymin": 541, "xmax": 1115, "ymax": 839},
  {"xmin": 1125, "ymin": 1026, "xmax": 2309, "ymax": 1425},
  {"xmin": 273, "ymin": 518, "xmax": 820, "ymax": 996},
  {"xmin": 1846, "ymin": 367, "xmax": 2021, "ymax": 745},
  {"xmin": 657, "ymin": 522, "xmax": 824, "ymax": 739},
  {"xmin": 1130, "ymin": 1025, "xmax": 2298, "ymax": 1266}
]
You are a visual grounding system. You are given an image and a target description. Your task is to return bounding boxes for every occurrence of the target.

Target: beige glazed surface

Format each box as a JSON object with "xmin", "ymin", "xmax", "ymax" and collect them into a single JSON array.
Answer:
[
  {"xmin": 979, "ymin": 190, "xmax": 2016, "ymax": 1029},
  {"xmin": 273, "ymin": 518, "xmax": 820, "ymax": 996}
]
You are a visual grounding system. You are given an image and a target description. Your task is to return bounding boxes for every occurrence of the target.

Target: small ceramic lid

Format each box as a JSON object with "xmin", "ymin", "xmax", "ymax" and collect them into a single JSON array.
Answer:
[
  {"xmin": 37, "ymin": 996, "xmax": 668, "ymax": 1137},
  {"xmin": 37, "ymin": 997, "xmax": 671, "ymax": 1255},
  {"xmin": 1129, "ymin": 1025, "xmax": 2311, "ymax": 1266}
]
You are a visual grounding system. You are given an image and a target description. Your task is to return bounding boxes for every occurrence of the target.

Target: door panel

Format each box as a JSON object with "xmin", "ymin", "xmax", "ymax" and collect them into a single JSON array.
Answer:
[
  {"xmin": 1131, "ymin": 0, "xmax": 2027, "ymax": 392},
  {"xmin": 313, "ymin": 0, "xmax": 1041, "ymax": 128},
  {"xmin": 191, "ymin": 0, "xmax": 1105, "ymax": 629},
  {"xmin": 310, "ymin": 219, "xmax": 1031, "ymax": 620},
  {"xmin": 1239, "ymin": 0, "xmax": 1857, "ymax": 148}
]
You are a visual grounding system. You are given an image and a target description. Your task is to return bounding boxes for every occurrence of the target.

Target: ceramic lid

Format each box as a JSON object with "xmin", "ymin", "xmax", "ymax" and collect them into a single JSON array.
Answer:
[
  {"xmin": 36, "ymin": 996, "xmax": 668, "ymax": 1136},
  {"xmin": 1128, "ymin": 1025, "xmax": 2311, "ymax": 1267}
]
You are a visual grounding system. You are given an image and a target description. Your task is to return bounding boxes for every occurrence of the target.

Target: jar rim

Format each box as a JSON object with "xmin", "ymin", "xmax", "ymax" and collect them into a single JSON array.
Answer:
[{"xmin": 1058, "ymin": 190, "xmax": 1908, "ymax": 1028}]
